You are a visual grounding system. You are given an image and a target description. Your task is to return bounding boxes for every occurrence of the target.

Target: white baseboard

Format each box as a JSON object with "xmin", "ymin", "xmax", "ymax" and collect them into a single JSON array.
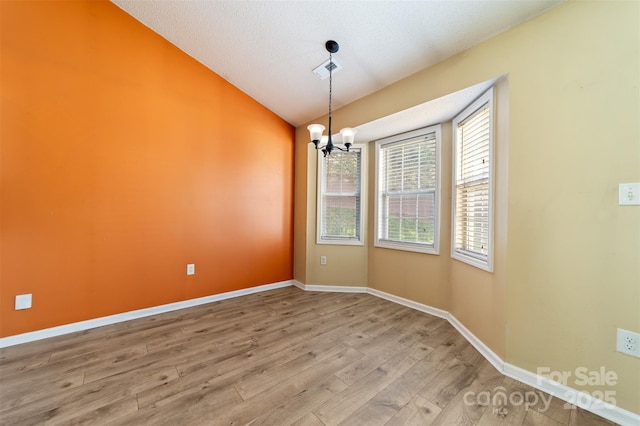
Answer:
[
  {"xmin": 0, "ymin": 280, "xmax": 294, "ymax": 348},
  {"xmin": 503, "ymin": 363, "xmax": 640, "ymax": 426},
  {"xmin": 446, "ymin": 314, "xmax": 505, "ymax": 373},
  {"xmin": 366, "ymin": 287, "xmax": 504, "ymax": 373},
  {"xmin": 300, "ymin": 283, "xmax": 639, "ymax": 426},
  {"xmin": 366, "ymin": 287, "xmax": 449, "ymax": 319},
  {"xmin": 295, "ymin": 281, "xmax": 367, "ymax": 293}
]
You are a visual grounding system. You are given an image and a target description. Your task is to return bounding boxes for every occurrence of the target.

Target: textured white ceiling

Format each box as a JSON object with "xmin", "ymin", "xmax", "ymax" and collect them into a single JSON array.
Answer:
[{"xmin": 111, "ymin": 0, "xmax": 563, "ymax": 127}]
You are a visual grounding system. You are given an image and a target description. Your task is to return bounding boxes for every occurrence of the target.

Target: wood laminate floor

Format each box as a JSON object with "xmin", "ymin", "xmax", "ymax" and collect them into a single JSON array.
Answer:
[{"xmin": 0, "ymin": 287, "xmax": 617, "ymax": 425}]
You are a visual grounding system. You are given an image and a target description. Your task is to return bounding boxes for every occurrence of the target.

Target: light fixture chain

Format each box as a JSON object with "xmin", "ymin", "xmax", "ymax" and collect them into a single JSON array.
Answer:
[{"xmin": 329, "ymin": 50, "xmax": 332, "ymax": 118}]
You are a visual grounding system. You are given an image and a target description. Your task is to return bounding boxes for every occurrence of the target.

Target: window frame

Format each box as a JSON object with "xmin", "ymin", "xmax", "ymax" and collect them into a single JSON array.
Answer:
[
  {"xmin": 374, "ymin": 125, "xmax": 441, "ymax": 255},
  {"xmin": 316, "ymin": 144, "xmax": 366, "ymax": 246},
  {"xmin": 451, "ymin": 87, "xmax": 495, "ymax": 272}
]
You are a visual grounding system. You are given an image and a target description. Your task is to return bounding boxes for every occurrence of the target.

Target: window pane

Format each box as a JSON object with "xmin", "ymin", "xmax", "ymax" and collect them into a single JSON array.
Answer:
[
  {"xmin": 452, "ymin": 87, "xmax": 493, "ymax": 270},
  {"xmin": 455, "ymin": 182, "xmax": 489, "ymax": 255},
  {"xmin": 322, "ymin": 195, "xmax": 359, "ymax": 238},
  {"xmin": 318, "ymin": 149, "xmax": 362, "ymax": 243},
  {"xmin": 376, "ymin": 129, "xmax": 439, "ymax": 252},
  {"xmin": 383, "ymin": 192, "xmax": 435, "ymax": 244}
]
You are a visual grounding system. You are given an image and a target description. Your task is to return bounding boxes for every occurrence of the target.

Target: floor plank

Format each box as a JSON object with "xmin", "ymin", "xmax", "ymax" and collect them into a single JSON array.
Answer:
[{"xmin": 0, "ymin": 287, "xmax": 619, "ymax": 425}]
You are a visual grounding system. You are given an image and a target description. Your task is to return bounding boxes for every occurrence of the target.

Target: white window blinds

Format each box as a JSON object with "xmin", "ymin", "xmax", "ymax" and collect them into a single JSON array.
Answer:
[
  {"xmin": 452, "ymin": 88, "xmax": 494, "ymax": 271},
  {"xmin": 318, "ymin": 148, "xmax": 362, "ymax": 243},
  {"xmin": 375, "ymin": 126, "xmax": 440, "ymax": 254}
]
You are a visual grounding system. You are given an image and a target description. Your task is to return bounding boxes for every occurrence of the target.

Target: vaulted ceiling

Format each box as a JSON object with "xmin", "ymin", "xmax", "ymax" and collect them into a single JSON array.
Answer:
[{"xmin": 111, "ymin": 0, "xmax": 564, "ymax": 127}]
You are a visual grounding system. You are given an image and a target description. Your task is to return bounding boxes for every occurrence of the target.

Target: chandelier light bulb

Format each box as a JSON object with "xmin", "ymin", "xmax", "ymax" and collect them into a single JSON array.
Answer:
[
  {"xmin": 340, "ymin": 128, "xmax": 357, "ymax": 146},
  {"xmin": 307, "ymin": 124, "xmax": 325, "ymax": 146}
]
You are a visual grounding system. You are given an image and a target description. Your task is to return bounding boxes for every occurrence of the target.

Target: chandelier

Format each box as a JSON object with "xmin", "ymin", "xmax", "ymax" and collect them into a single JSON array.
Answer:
[{"xmin": 308, "ymin": 40, "xmax": 357, "ymax": 157}]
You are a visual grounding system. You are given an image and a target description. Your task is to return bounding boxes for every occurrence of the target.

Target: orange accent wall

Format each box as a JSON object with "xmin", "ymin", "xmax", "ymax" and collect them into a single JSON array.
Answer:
[{"xmin": 0, "ymin": 0, "xmax": 294, "ymax": 338}]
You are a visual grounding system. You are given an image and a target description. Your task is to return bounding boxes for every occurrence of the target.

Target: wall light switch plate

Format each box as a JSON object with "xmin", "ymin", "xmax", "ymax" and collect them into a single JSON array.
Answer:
[
  {"xmin": 619, "ymin": 182, "xmax": 640, "ymax": 205},
  {"xmin": 187, "ymin": 264, "xmax": 195, "ymax": 275},
  {"xmin": 15, "ymin": 294, "xmax": 32, "ymax": 310}
]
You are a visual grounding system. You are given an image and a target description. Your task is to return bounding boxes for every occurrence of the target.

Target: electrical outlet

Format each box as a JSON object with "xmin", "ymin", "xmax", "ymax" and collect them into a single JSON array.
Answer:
[
  {"xmin": 186, "ymin": 264, "xmax": 195, "ymax": 276},
  {"xmin": 320, "ymin": 256, "xmax": 327, "ymax": 265},
  {"xmin": 15, "ymin": 294, "xmax": 32, "ymax": 310},
  {"xmin": 616, "ymin": 328, "xmax": 640, "ymax": 358}
]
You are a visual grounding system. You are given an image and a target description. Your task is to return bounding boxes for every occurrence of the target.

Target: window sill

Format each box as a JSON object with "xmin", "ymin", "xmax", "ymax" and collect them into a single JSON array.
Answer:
[
  {"xmin": 451, "ymin": 250, "xmax": 493, "ymax": 272},
  {"xmin": 317, "ymin": 238, "xmax": 364, "ymax": 246},
  {"xmin": 374, "ymin": 240, "xmax": 439, "ymax": 255}
]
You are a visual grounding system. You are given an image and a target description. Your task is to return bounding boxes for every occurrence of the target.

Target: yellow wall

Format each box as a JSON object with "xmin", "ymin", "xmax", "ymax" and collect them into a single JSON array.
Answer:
[
  {"xmin": 449, "ymin": 78, "xmax": 509, "ymax": 358},
  {"xmin": 303, "ymin": 142, "xmax": 369, "ymax": 287},
  {"xmin": 368, "ymin": 120, "xmax": 453, "ymax": 312},
  {"xmin": 294, "ymin": 0, "xmax": 639, "ymax": 414}
]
